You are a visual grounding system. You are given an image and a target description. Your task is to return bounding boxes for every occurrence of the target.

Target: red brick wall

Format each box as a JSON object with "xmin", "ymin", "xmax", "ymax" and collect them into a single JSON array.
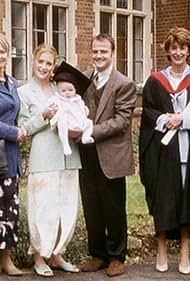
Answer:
[
  {"xmin": 76, "ymin": 0, "xmax": 95, "ymax": 71},
  {"xmin": 0, "ymin": 0, "xmax": 5, "ymax": 32},
  {"xmin": 155, "ymin": 0, "xmax": 190, "ymax": 71}
]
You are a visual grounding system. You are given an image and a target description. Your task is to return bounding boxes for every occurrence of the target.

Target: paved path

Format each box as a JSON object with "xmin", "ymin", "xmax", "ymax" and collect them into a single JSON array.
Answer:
[{"xmin": 1, "ymin": 256, "xmax": 190, "ymax": 281}]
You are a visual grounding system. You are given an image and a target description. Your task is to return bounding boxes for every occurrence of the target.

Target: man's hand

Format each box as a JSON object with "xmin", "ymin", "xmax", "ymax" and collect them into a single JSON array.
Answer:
[{"xmin": 69, "ymin": 128, "xmax": 83, "ymax": 139}]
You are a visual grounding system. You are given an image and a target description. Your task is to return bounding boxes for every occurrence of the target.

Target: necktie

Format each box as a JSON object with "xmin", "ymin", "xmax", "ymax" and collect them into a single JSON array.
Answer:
[{"xmin": 93, "ymin": 72, "xmax": 99, "ymax": 88}]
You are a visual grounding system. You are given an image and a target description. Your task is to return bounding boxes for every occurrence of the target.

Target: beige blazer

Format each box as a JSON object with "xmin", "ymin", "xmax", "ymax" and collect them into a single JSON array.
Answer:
[
  {"xmin": 18, "ymin": 78, "xmax": 81, "ymax": 173},
  {"xmin": 83, "ymin": 68, "xmax": 137, "ymax": 178}
]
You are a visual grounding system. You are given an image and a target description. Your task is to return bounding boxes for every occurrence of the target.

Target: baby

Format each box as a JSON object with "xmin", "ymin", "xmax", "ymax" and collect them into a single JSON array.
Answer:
[{"xmin": 49, "ymin": 61, "xmax": 94, "ymax": 155}]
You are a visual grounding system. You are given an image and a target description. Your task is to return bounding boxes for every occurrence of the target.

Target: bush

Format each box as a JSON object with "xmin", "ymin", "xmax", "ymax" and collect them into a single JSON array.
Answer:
[
  {"xmin": 20, "ymin": 139, "xmax": 31, "ymax": 176},
  {"xmin": 64, "ymin": 207, "xmax": 89, "ymax": 264},
  {"xmin": 132, "ymin": 126, "xmax": 140, "ymax": 173},
  {"xmin": 12, "ymin": 187, "xmax": 32, "ymax": 268}
]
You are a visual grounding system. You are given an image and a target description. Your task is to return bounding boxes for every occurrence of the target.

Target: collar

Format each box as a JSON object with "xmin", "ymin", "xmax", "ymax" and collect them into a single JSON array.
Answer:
[
  {"xmin": 152, "ymin": 65, "xmax": 190, "ymax": 94},
  {"xmin": 163, "ymin": 65, "xmax": 190, "ymax": 80},
  {"xmin": 0, "ymin": 74, "xmax": 14, "ymax": 85},
  {"xmin": 95, "ymin": 64, "xmax": 113, "ymax": 89}
]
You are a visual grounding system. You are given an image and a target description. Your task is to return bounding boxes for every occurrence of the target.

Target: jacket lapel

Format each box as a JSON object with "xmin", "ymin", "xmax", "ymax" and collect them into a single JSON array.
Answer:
[
  {"xmin": 187, "ymin": 88, "xmax": 190, "ymax": 103},
  {"xmin": 1, "ymin": 77, "xmax": 18, "ymax": 102},
  {"xmin": 30, "ymin": 78, "xmax": 42, "ymax": 94},
  {"xmin": 0, "ymin": 77, "xmax": 13, "ymax": 95},
  {"xmin": 29, "ymin": 78, "xmax": 49, "ymax": 102}
]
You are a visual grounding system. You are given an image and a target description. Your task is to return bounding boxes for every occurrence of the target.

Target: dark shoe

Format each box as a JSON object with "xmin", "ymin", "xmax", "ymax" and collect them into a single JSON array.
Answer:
[
  {"xmin": 80, "ymin": 257, "xmax": 106, "ymax": 272},
  {"xmin": 106, "ymin": 260, "xmax": 125, "ymax": 277}
]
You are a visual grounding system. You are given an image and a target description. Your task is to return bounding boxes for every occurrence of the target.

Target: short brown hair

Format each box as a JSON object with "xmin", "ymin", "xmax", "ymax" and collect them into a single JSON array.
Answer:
[
  {"xmin": 0, "ymin": 33, "xmax": 10, "ymax": 55},
  {"xmin": 91, "ymin": 34, "xmax": 115, "ymax": 51},
  {"xmin": 163, "ymin": 27, "xmax": 190, "ymax": 60}
]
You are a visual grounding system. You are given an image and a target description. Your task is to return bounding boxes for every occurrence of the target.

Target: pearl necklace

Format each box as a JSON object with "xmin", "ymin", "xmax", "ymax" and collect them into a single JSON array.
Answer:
[{"xmin": 170, "ymin": 69, "xmax": 183, "ymax": 78}]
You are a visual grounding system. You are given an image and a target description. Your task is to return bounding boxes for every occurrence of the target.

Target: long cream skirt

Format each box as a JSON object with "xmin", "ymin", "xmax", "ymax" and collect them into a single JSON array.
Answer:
[{"xmin": 27, "ymin": 170, "xmax": 79, "ymax": 258}]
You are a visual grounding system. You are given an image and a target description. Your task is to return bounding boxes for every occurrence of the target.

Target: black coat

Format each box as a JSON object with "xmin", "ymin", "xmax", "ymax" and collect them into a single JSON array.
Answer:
[{"xmin": 139, "ymin": 74, "xmax": 190, "ymax": 237}]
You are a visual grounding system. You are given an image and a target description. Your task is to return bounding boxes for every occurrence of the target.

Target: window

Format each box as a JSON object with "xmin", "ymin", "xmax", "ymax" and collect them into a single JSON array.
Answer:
[
  {"xmin": 33, "ymin": 4, "xmax": 47, "ymax": 50},
  {"xmin": 100, "ymin": 12, "xmax": 112, "ymax": 34},
  {"xmin": 133, "ymin": 0, "xmax": 142, "ymax": 10},
  {"xmin": 133, "ymin": 17, "xmax": 143, "ymax": 83},
  {"xmin": 10, "ymin": 0, "xmax": 70, "ymax": 81},
  {"xmin": 117, "ymin": 15, "xmax": 128, "ymax": 74},
  {"xmin": 11, "ymin": 2, "xmax": 27, "ymax": 80},
  {"xmin": 99, "ymin": 0, "xmax": 151, "ymax": 85},
  {"xmin": 100, "ymin": 0, "xmax": 111, "ymax": 6},
  {"xmin": 53, "ymin": 6, "xmax": 66, "ymax": 61},
  {"xmin": 117, "ymin": 0, "xmax": 128, "ymax": 9}
]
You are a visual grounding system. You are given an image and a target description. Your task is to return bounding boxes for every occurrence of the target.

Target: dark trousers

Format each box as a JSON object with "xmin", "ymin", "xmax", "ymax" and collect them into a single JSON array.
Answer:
[
  {"xmin": 0, "ymin": 176, "xmax": 19, "ymax": 249},
  {"xmin": 79, "ymin": 143, "xmax": 127, "ymax": 262}
]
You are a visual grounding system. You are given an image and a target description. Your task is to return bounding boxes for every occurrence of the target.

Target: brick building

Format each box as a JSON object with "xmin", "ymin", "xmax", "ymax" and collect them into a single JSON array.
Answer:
[
  {"xmin": 154, "ymin": 0, "xmax": 190, "ymax": 71},
  {"xmin": 0, "ymin": 0, "xmax": 151, "ymax": 85},
  {"xmin": 0, "ymin": 0, "xmax": 189, "ymax": 85}
]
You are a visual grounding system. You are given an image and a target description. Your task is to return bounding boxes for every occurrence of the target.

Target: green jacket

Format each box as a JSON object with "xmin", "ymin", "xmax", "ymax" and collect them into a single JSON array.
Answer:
[{"xmin": 18, "ymin": 78, "xmax": 81, "ymax": 172}]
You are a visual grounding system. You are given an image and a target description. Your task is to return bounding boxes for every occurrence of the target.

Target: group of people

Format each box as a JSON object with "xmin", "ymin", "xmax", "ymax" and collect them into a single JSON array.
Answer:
[
  {"xmin": 0, "ymin": 32, "xmax": 136, "ymax": 278},
  {"xmin": 1, "ymin": 25, "xmax": 190, "ymax": 278}
]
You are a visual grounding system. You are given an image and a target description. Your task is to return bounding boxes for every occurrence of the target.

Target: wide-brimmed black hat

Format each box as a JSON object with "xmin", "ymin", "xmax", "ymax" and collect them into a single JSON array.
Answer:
[{"xmin": 53, "ymin": 61, "xmax": 91, "ymax": 95}]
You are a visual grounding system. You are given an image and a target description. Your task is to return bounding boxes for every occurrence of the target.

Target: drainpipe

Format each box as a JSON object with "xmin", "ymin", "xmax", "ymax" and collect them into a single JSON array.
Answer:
[{"xmin": 153, "ymin": 0, "xmax": 157, "ymax": 71}]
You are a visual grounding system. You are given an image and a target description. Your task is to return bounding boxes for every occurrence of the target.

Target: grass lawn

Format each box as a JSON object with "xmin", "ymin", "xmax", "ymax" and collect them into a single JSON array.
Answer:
[
  {"xmin": 127, "ymin": 175, "xmax": 153, "ymax": 233},
  {"xmin": 126, "ymin": 176, "xmax": 156, "ymax": 263},
  {"xmin": 127, "ymin": 175, "xmax": 148, "ymax": 215}
]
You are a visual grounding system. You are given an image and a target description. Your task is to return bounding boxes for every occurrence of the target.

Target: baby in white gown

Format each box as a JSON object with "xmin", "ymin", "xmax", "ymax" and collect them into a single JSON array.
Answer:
[{"xmin": 49, "ymin": 61, "xmax": 93, "ymax": 155}]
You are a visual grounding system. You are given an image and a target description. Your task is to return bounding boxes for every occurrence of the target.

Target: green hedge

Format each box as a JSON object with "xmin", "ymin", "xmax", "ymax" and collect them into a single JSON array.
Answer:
[{"xmin": 12, "ymin": 190, "xmax": 32, "ymax": 267}]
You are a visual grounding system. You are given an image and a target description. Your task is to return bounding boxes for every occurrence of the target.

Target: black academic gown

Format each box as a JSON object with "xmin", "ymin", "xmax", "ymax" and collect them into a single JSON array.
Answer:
[{"xmin": 139, "ymin": 73, "xmax": 190, "ymax": 238}]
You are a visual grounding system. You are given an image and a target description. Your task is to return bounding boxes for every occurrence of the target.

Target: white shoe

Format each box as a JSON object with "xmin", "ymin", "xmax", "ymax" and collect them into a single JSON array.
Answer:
[
  {"xmin": 156, "ymin": 262, "xmax": 168, "ymax": 272},
  {"xmin": 178, "ymin": 264, "xmax": 190, "ymax": 274},
  {"xmin": 156, "ymin": 255, "xmax": 168, "ymax": 272}
]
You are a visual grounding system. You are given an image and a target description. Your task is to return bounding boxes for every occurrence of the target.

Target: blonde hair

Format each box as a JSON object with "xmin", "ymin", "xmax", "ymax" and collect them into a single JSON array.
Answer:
[
  {"xmin": 163, "ymin": 27, "xmax": 190, "ymax": 61},
  {"xmin": 0, "ymin": 33, "xmax": 10, "ymax": 55},
  {"xmin": 33, "ymin": 43, "xmax": 59, "ymax": 65}
]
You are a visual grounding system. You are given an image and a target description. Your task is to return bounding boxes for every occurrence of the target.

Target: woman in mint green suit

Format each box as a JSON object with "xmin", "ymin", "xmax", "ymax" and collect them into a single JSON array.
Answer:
[{"xmin": 18, "ymin": 44, "xmax": 80, "ymax": 277}]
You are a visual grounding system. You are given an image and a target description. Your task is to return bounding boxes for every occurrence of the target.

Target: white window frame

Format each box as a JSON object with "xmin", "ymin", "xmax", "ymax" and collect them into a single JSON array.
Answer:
[
  {"xmin": 5, "ymin": 0, "xmax": 77, "ymax": 82},
  {"xmin": 97, "ymin": 0, "xmax": 152, "ymax": 86}
]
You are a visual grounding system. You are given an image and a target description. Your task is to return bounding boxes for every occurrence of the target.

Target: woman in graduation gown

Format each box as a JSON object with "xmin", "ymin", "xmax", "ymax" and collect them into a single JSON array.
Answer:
[{"xmin": 139, "ymin": 27, "xmax": 190, "ymax": 274}]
